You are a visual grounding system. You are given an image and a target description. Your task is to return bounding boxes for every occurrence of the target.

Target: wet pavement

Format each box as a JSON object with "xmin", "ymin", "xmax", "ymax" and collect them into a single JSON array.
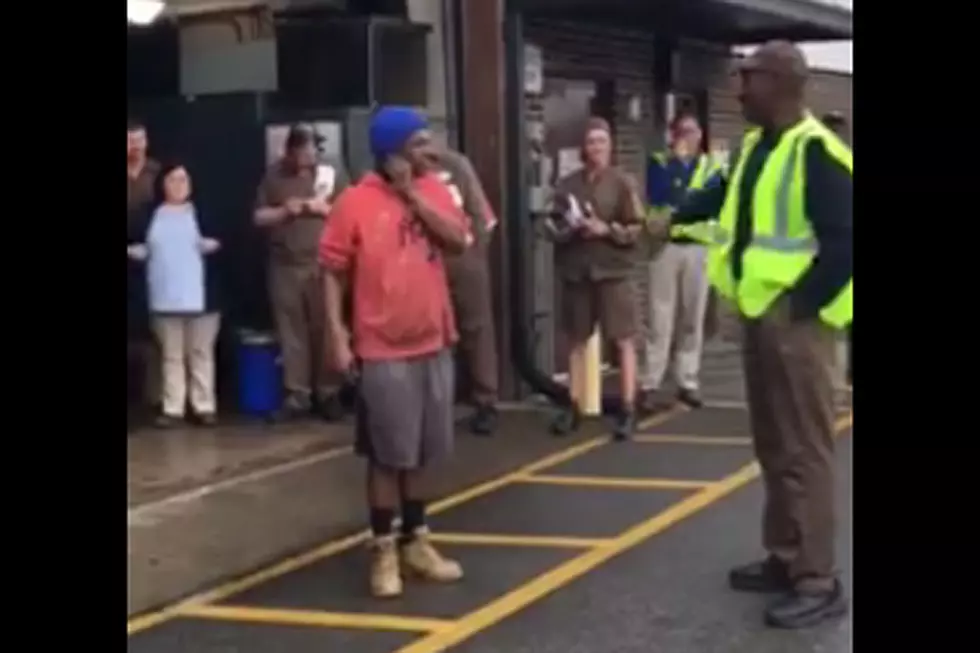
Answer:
[
  {"xmin": 127, "ymin": 420, "xmax": 351, "ymax": 507},
  {"xmin": 128, "ymin": 405, "xmax": 853, "ymax": 653},
  {"xmin": 127, "ymin": 407, "xmax": 612, "ymax": 616}
]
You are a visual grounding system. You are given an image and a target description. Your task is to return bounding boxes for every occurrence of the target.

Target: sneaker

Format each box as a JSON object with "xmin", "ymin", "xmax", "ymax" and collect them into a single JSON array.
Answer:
[
  {"xmin": 368, "ymin": 535, "xmax": 403, "ymax": 598},
  {"xmin": 764, "ymin": 579, "xmax": 848, "ymax": 629},
  {"xmin": 400, "ymin": 527, "xmax": 463, "ymax": 583}
]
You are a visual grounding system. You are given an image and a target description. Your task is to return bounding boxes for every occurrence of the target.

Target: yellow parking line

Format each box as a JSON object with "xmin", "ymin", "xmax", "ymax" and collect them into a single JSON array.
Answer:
[
  {"xmin": 632, "ymin": 434, "xmax": 753, "ymax": 446},
  {"xmin": 428, "ymin": 532, "xmax": 614, "ymax": 549},
  {"xmin": 176, "ymin": 604, "xmax": 455, "ymax": 634},
  {"xmin": 519, "ymin": 474, "xmax": 713, "ymax": 490},
  {"xmin": 127, "ymin": 408, "xmax": 684, "ymax": 636},
  {"xmin": 392, "ymin": 411, "xmax": 853, "ymax": 653}
]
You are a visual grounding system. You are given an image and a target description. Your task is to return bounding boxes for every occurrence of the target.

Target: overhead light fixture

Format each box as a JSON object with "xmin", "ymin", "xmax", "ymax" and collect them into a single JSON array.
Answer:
[{"xmin": 128, "ymin": 0, "xmax": 166, "ymax": 26}]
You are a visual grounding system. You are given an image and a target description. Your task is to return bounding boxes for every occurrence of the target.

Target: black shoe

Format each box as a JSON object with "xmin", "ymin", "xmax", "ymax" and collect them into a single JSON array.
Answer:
[
  {"xmin": 612, "ymin": 409, "xmax": 635, "ymax": 441},
  {"xmin": 316, "ymin": 393, "xmax": 345, "ymax": 422},
  {"xmin": 639, "ymin": 389, "xmax": 674, "ymax": 415},
  {"xmin": 282, "ymin": 393, "xmax": 312, "ymax": 420},
  {"xmin": 677, "ymin": 388, "xmax": 703, "ymax": 409},
  {"xmin": 154, "ymin": 414, "xmax": 181, "ymax": 429},
  {"xmin": 764, "ymin": 579, "xmax": 848, "ymax": 629},
  {"xmin": 729, "ymin": 556, "xmax": 792, "ymax": 593},
  {"xmin": 194, "ymin": 412, "xmax": 218, "ymax": 427},
  {"xmin": 550, "ymin": 405, "xmax": 581, "ymax": 437},
  {"xmin": 469, "ymin": 404, "xmax": 498, "ymax": 437}
]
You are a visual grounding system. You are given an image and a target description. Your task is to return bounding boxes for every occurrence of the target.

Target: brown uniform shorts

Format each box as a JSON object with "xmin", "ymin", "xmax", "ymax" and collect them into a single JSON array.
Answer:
[{"xmin": 561, "ymin": 278, "xmax": 637, "ymax": 343}]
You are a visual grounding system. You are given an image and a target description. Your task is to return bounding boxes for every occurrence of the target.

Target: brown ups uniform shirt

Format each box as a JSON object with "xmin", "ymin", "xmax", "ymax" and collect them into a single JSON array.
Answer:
[
  {"xmin": 127, "ymin": 159, "xmax": 160, "ymax": 228},
  {"xmin": 435, "ymin": 149, "xmax": 500, "ymax": 405},
  {"xmin": 553, "ymin": 166, "xmax": 643, "ymax": 342},
  {"xmin": 256, "ymin": 161, "xmax": 330, "ymax": 265},
  {"xmin": 255, "ymin": 159, "xmax": 349, "ymax": 401},
  {"xmin": 553, "ymin": 166, "xmax": 642, "ymax": 282}
]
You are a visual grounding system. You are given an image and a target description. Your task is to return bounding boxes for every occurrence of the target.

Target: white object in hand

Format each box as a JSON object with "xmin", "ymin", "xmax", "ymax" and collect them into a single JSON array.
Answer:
[
  {"xmin": 564, "ymin": 194, "xmax": 585, "ymax": 227},
  {"xmin": 436, "ymin": 171, "xmax": 464, "ymax": 208},
  {"xmin": 314, "ymin": 164, "xmax": 336, "ymax": 200}
]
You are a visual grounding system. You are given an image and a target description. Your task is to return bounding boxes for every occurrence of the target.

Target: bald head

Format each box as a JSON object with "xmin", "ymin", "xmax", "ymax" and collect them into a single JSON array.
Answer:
[
  {"xmin": 737, "ymin": 40, "xmax": 810, "ymax": 127},
  {"xmin": 745, "ymin": 41, "xmax": 808, "ymax": 77}
]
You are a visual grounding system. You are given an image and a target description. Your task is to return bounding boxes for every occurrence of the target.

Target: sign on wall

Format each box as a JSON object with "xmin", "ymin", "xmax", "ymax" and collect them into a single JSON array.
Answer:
[{"xmin": 524, "ymin": 44, "xmax": 543, "ymax": 94}]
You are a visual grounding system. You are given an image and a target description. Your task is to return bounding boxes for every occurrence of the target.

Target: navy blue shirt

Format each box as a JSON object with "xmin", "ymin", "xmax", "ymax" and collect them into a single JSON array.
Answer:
[
  {"xmin": 674, "ymin": 134, "xmax": 852, "ymax": 320},
  {"xmin": 647, "ymin": 153, "xmax": 723, "ymax": 244}
]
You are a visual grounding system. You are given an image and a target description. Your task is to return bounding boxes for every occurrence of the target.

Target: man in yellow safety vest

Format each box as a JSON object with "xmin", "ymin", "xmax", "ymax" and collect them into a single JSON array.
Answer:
[
  {"xmin": 671, "ymin": 41, "xmax": 852, "ymax": 629},
  {"xmin": 822, "ymin": 111, "xmax": 852, "ymax": 386}
]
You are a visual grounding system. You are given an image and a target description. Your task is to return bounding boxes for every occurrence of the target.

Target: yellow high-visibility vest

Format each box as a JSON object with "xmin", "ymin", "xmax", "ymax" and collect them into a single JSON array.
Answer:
[
  {"xmin": 707, "ymin": 114, "xmax": 853, "ymax": 329},
  {"xmin": 648, "ymin": 151, "xmax": 722, "ymax": 244}
]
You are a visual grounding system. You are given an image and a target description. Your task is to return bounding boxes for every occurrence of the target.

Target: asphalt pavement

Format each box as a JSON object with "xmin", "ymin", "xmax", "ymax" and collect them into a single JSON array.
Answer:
[{"xmin": 128, "ymin": 405, "xmax": 853, "ymax": 653}]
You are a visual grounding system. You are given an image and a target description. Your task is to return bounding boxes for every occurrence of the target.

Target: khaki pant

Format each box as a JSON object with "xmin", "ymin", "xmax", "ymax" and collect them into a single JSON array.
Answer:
[
  {"xmin": 446, "ymin": 245, "xmax": 498, "ymax": 406},
  {"xmin": 643, "ymin": 243, "xmax": 710, "ymax": 391},
  {"xmin": 742, "ymin": 298, "xmax": 838, "ymax": 590},
  {"xmin": 268, "ymin": 262, "xmax": 337, "ymax": 401},
  {"xmin": 151, "ymin": 313, "xmax": 221, "ymax": 417}
]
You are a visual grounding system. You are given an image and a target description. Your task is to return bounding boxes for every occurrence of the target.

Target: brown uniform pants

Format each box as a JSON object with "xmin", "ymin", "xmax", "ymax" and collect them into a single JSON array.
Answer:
[
  {"xmin": 446, "ymin": 244, "xmax": 498, "ymax": 406},
  {"xmin": 268, "ymin": 262, "xmax": 337, "ymax": 401},
  {"xmin": 742, "ymin": 298, "xmax": 838, "ymax": 590}
]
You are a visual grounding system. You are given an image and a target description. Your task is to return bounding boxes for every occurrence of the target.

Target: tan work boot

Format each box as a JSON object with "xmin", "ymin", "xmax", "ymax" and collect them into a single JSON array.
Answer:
[
  {"xmin": 369, "ymin": 535, "xmax": 403, "ymax": 598},
  {"xmin": 400, "ymin": 527, "xmax": 464, "ymax": 582}
]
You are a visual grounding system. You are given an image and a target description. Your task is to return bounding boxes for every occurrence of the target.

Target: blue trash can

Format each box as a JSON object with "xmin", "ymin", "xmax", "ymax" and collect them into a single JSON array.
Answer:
[{"xmin": 237, "ymin": 330, "xmax": 282, "ymax": 417}]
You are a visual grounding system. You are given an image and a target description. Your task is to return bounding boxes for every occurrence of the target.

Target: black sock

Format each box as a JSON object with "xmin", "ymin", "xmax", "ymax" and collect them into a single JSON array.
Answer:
[
  {"xmin": 400, "ymin": 500, "xmax": 426, "ymax": 540},
  {"xmin": 369, "ymin": 508, "xmax": 395, "ymax": 538}
]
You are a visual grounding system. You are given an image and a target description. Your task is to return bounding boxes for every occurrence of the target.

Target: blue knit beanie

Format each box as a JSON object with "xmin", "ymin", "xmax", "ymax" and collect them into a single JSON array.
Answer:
[{"xmin": 369, "ymin": 106, "xmax": 429, "ymax": 161}]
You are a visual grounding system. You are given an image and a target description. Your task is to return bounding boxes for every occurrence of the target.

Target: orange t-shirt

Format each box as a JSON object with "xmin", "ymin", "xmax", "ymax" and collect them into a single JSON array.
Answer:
[{"xmin": 319, "ymin": 172, "xmax": 469, "ymax": 361}]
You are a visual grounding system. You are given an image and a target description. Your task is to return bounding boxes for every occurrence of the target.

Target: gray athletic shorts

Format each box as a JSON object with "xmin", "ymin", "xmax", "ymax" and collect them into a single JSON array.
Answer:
[{"xmin": 354, "ymin": 348, "xmax": 455, "ymax": 470}]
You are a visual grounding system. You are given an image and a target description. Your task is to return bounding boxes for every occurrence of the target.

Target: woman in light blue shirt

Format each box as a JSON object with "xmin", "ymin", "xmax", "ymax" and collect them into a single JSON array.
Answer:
[{"xmin": 127, "ymin": 162, "xmax": 223, "ymax": 428}]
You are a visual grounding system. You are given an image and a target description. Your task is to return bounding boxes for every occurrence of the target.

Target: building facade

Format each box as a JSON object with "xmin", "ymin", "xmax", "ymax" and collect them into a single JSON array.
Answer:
[
  {"xmin": 455, "ymin": 0, "xmax": 853, "ymax": 398},
  {"xmin": 127, "ymin": 0, "xmax": 853, "ymax": 404}
]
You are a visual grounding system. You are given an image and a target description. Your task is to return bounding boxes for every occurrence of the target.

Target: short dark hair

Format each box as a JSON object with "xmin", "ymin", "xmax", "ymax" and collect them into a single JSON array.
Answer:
[
  {"xmin": 127, "ymin": 118, "xmax": 146, "ymax": 133},
  {"xmin": 285, "ymin": 124, "xmax": 323, "ymax": 152},
  {"xmin": 153, "ymin": 160, "xmax": 191, "ymax": 206}
]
